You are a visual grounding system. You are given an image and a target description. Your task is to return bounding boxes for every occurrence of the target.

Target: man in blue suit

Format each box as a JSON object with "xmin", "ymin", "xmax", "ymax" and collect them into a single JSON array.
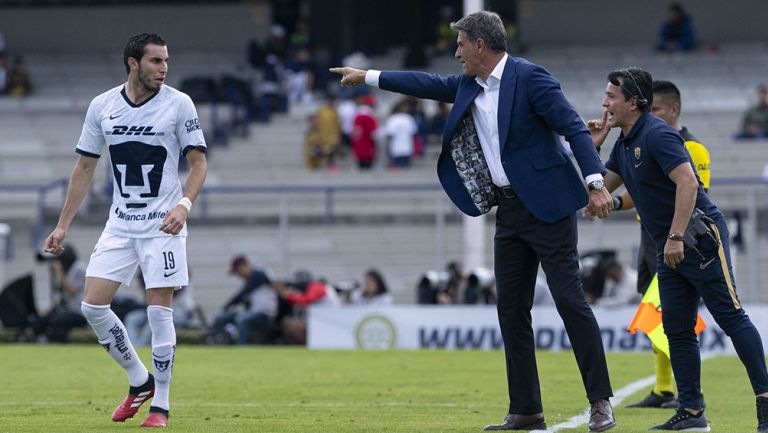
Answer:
[{"xmin": 332, "ymin": 11, "xmax": 615, "ymax": 432}]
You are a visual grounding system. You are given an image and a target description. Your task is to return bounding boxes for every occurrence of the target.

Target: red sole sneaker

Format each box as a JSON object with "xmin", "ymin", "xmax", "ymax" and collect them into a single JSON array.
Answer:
[
  {"xmin": 112, "ymin": 388, "xmax": 154, "ymax": 421},
  {"xmin": 141, "ymin": 408, "xmax": 169, "ymax": 428}
]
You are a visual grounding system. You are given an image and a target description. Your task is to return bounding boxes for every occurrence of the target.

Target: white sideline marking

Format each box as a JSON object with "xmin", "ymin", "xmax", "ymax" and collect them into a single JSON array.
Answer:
[{"xmin": 540, "ymin": 353, "xmax": 718, "ymax": 433}]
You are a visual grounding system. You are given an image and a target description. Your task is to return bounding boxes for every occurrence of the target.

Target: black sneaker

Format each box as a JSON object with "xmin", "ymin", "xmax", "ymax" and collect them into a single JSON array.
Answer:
[
  {"xmin": 660, "ymin": 393, "xmax": 707, "ymax": 410},
  {"xmin": 650, "ymin": 409, "xmax": 709, "ymax": 431},
  {"xmin": 627, "ymin": 391, "xmax": 676, "ymax": 408},
  {"xmin": 757, "ymin": 396, "xmax": 768, "ymax": 432}
]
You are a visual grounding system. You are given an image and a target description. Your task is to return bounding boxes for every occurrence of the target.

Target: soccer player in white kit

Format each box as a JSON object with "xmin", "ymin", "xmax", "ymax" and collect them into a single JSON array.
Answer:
[{"xmin": 44, "ymin": 33, "xmax": 207, "ymax": 428}]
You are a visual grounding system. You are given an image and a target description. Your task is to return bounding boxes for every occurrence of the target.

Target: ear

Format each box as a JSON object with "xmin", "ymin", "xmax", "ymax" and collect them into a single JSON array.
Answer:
[
  {"xmin": 475, "ymin": 38, "xmax": 485, "ymax": 52},
  {"xmin": 127, "ymin": 57, "xmax": 139, "ymax": 72},
  {"xmin": 672, "ymin": 101, "xmax": 681, "ymax": 116}
]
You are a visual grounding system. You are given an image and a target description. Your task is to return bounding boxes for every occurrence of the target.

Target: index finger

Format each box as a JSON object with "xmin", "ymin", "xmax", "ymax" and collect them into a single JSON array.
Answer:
[{"xmin": 329, "ymin": 67, "xmax": 346, "ymax": 75}]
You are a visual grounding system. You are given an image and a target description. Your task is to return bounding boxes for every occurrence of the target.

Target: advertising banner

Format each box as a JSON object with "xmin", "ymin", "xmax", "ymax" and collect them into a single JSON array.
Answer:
[{"xmin": 307, "ymin": 305, "xmax": 768, "ymax": 352}]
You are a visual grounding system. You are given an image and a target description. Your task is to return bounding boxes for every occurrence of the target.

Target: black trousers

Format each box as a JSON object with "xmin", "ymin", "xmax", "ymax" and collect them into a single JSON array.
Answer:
[
  {"xmin": 494, "ymin": 195, "xmax": 613, "ymax": 414},
  {"xmin": 637, "ymin": 225, "xmax": 658, "ymax": 295}
]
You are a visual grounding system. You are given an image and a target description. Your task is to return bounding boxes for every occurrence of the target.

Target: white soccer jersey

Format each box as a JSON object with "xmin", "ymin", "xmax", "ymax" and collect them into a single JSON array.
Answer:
[{"xmin": 76, "ymin": 84, "xmax": 206, "ymax": 238}]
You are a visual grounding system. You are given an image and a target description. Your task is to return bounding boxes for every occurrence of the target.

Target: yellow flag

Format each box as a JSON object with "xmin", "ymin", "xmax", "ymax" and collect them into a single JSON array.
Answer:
[{"xmin": 628, "ymin": 274, "xmax": 707, "ymax": 358}]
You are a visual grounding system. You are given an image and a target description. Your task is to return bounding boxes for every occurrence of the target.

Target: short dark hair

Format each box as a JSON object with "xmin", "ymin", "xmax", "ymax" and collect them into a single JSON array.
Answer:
[
  {"xmin": 652, "ymin": 80, "xmax": 681, "ymax": 109},
  {"xmin": 450, "ymin": 11, "xmax": 507, "ymax": 53},
  {"xmin": 365, "ymin": 269, "xmax": 389, "ymax": 295},
  {"xmin": 123, "ymin": 33, "xmax": 166, "ymax": 74},
  {"xmin": 607, "ymin": 67, "xmax": 653, "ymax": 112}
]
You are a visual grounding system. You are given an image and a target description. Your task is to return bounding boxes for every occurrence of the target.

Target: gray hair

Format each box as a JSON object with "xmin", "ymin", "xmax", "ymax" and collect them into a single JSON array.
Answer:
[{"xmin": 450, "ymin": 11, "xmax": 507, "ymax": 53}]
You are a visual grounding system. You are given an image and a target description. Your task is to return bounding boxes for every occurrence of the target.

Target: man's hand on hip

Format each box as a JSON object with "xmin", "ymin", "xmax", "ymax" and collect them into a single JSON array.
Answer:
[
  {"xmin": 329, "ymin": 67, "xmax": 366, "ymax": 86},
  {"xmin": 587, "ymin": 188, "xmax": 612, "ymax": 218}
]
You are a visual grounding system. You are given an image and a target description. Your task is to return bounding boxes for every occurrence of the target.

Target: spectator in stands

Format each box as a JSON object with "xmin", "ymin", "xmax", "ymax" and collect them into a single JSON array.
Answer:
[
  {"xmin": 736, "ymin": 85, "xmax": 768, "ymax": 139},
  {"xmin": 403, "ymin": 96, "xmax": 428, "ymax": 157},
  {"xmin": 592, "ymin": 260, "xmax": 640, "ymax": 308},
  {"xmin": 0, "ymin": 53, "xmax": 7, "ymax": 95},
  {"xmin": 349, "ymin": 269, "xmax": 393, "ymax": 305},
  {"xmin": 304, "ymin": 114, "xmax": 324, "ymax": 170},
  {"xmin": 428, "ymin": 102, "xmax": 450, "ymax": 145},
  {"xmin": 275, "ymin": 270, "xmax": 339, "ymax": 344},
  {"xmin": 213, "ymin": 255, "xmax": 278, "ymax": 345},
  {"xmin": 351, "ymin": 94, "xmax": 378, "ymax": 169},
  {"xmin": 315, "ymin": 93, "xmax": 342, "ymax": 169},
  {"xmin": 286, "ymin": 47, "xmax": 315, "ymax": 110},
  {"xmin": 383, "ymin": 101, "xmax": 418, "ymax": 168},
  {"xmin": 31, "ymin": 245, "xmax": 87, "ymax": 343},
  {"xmin": 435, "ymin": 6, "xmax": 457, "ymax": 56},
  {"xmin": 289, "ymin": 18, "xmax": 311, "ymax": 51},
  {"xmin": 125, "ymin": 269, "xmax": 198, "ymax": 346},
  {"xmin": 6, "ymin": 55, "xmax": 31, "ymax": 97},
  {"xmin": 656, "ymin": 3, "xmax": 697, "ymax": 52}
]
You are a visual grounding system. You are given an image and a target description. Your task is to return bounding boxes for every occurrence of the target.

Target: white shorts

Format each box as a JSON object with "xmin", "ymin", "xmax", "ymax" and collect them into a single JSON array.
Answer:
[{"xmin": 86, "ymin": 231, "xmax": 188, "ymax": 289}]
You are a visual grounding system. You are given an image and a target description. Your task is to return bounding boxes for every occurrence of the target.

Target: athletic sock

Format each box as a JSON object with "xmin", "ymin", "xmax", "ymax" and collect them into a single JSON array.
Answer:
[
  {"xmin": 148, "ymin": 305, "xmax": 176, "ymax": 411},
  {"xmin": 653, "ymin": 343, "xmax": 675, "ymax": 395},
  {"xmin": 81, "ymin": 302, "xmax": 149, "ymax": 387}
]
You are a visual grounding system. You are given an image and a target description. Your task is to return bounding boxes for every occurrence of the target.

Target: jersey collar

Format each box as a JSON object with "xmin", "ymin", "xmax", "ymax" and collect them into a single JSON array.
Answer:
[{"xmin": 121, "ymin": 85, "xmax": 161, "ymax": 108}]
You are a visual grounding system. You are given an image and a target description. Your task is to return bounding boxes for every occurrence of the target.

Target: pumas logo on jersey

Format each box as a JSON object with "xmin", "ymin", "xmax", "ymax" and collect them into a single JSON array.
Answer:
[
  {"xmin": 109, "ymin": 141, "xmax": 168, "ymax": 209},
  {"xmin": 107, "ymin": 125, "xmax": 164, "ymax": 136}
]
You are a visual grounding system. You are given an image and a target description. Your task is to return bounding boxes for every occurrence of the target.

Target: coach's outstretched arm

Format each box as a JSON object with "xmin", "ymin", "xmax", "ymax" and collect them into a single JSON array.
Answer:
[
  {"xmin": 45, "ymin": 155, "xmax": 99, "ymax": 256},
  {"xmin": 330, "ymin": 67, "xmax": 459, "ymax": 103},
  {"xmin": 329, "ymin": 67, "xmax": 367, "ymax": 86}
]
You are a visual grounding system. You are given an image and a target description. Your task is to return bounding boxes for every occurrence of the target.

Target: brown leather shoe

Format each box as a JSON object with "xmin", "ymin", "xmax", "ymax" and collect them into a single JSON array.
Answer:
[
  {"xmin": 482, "ymin": 413, "xmax": 546, "ymax": 431},
  {"xmin": 588, "ymin": 399, "xmax": 616, "ymax": 432}
]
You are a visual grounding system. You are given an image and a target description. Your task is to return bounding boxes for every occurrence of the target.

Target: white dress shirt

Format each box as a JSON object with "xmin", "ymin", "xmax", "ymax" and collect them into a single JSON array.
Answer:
[{"xmin": 365, "ymin": 62, "xmax": 603, "ymax": 187}]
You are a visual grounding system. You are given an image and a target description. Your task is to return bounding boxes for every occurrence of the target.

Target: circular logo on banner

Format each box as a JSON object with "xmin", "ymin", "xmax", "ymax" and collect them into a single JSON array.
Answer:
[{"xmin": 355, "ymin": 315, "xmax": 397, "ymax": 349}]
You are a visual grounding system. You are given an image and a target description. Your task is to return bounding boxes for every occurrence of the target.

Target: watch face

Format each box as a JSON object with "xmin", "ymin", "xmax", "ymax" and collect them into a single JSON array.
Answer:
[{"xmin": 590, "ymin": 180, "xmax": 604, "ymax": 190}]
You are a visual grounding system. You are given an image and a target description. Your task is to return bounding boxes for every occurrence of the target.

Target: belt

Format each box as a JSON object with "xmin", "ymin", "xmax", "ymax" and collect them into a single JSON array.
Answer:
[{"xmin": 495, "ymin": 184, "xmax": 517, "ymax": 200}]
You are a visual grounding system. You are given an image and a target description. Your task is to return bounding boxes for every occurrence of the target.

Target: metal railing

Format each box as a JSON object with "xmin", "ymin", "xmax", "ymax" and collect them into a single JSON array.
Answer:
[{"xmin": 3, "ymin": 177, "xmax": 767, "ymax": 297}]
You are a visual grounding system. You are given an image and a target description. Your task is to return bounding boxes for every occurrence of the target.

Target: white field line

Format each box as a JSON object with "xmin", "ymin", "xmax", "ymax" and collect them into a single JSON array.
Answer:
[{"xmin": 540, "ymin": 353, "xmax": 718, "ymax": 433}]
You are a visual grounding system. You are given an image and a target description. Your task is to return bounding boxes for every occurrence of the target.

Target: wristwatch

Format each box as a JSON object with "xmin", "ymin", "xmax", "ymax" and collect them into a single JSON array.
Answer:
[{"xmin": 587, "ymin": 179, "xmax": 605, "ymax": 191}]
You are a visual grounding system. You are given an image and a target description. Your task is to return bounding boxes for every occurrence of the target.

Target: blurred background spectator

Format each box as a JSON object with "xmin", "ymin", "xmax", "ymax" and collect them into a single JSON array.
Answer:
[
  {"xmin": 351, "ymin": 94, "xmax": 378, "ymax": 169},
  {"xmin": 211, "ymin": 256, "xmax": 278, "ymax": 345},
  {"xmin": 592, "ymin": 260, "xmax": 641, "ymax": 308},
  {"xmin": 656, "ymin": 3, "xmax": 697, "ymax": 52},
  {"xmin": 348, "ymin": 269, "xmax": 392, "ymax": 305},
  {"xmin": 275, "ymin": 270, "xmax": 339, "ymax": 345},
  {"xmin": 30, "ymin": 246, "xmax": 86, "ymax": 343},
  {"xmin": 6, "ymin": 55, "xmax": 31, "ymax": 97},
  {"xmin": 383, "ymin": 101, "xmax": 418, "ymax": 168},
  {"xmin": 736, "ymin": 85, "xmax": 768, "ymax": 139}
]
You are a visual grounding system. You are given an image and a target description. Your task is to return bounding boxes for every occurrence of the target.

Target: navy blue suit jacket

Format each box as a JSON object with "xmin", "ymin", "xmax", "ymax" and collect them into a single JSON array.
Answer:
[{"xmin": 379, "ymin": 56, "xmax": 605, "ymax": 223}]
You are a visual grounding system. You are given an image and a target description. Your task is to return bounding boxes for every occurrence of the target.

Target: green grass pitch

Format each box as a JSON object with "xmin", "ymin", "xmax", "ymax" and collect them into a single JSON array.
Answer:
[{"xmin": 0, "ymin": 345, "xmax": 760, "ymax": 432}]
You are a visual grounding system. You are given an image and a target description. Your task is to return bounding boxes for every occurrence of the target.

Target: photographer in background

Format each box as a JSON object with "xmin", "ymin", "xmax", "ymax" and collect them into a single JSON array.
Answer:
[
  {"xmin": 274, "ymin": 270, "xmax": 339, "ymax": 345},
  {"xmin": 32, "ymin": 245, "xmax": 87, "ymax": 342}
]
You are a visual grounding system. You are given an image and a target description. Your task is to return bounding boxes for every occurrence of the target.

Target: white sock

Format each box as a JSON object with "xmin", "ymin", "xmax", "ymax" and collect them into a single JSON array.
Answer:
[
  {"xmin": 148, "ymin": 305, "xmax": 176, "ymax": 411},
  {"xmin": 80, "ymin": 302, "xmax": 149, "ymax": 387}
]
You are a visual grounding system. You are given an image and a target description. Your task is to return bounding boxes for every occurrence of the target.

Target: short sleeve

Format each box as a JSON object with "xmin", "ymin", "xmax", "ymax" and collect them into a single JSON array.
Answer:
[
  {"xmin": 176, "ymin": 94, "xmax": 207, "ymax": 156},
  {"xmin": 75, "ymin": 97, "xmax": 106, "ymax": 158},
  {"xmin": 647, "ymin": 128, "xmax": 689, "ymax": 175}
]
